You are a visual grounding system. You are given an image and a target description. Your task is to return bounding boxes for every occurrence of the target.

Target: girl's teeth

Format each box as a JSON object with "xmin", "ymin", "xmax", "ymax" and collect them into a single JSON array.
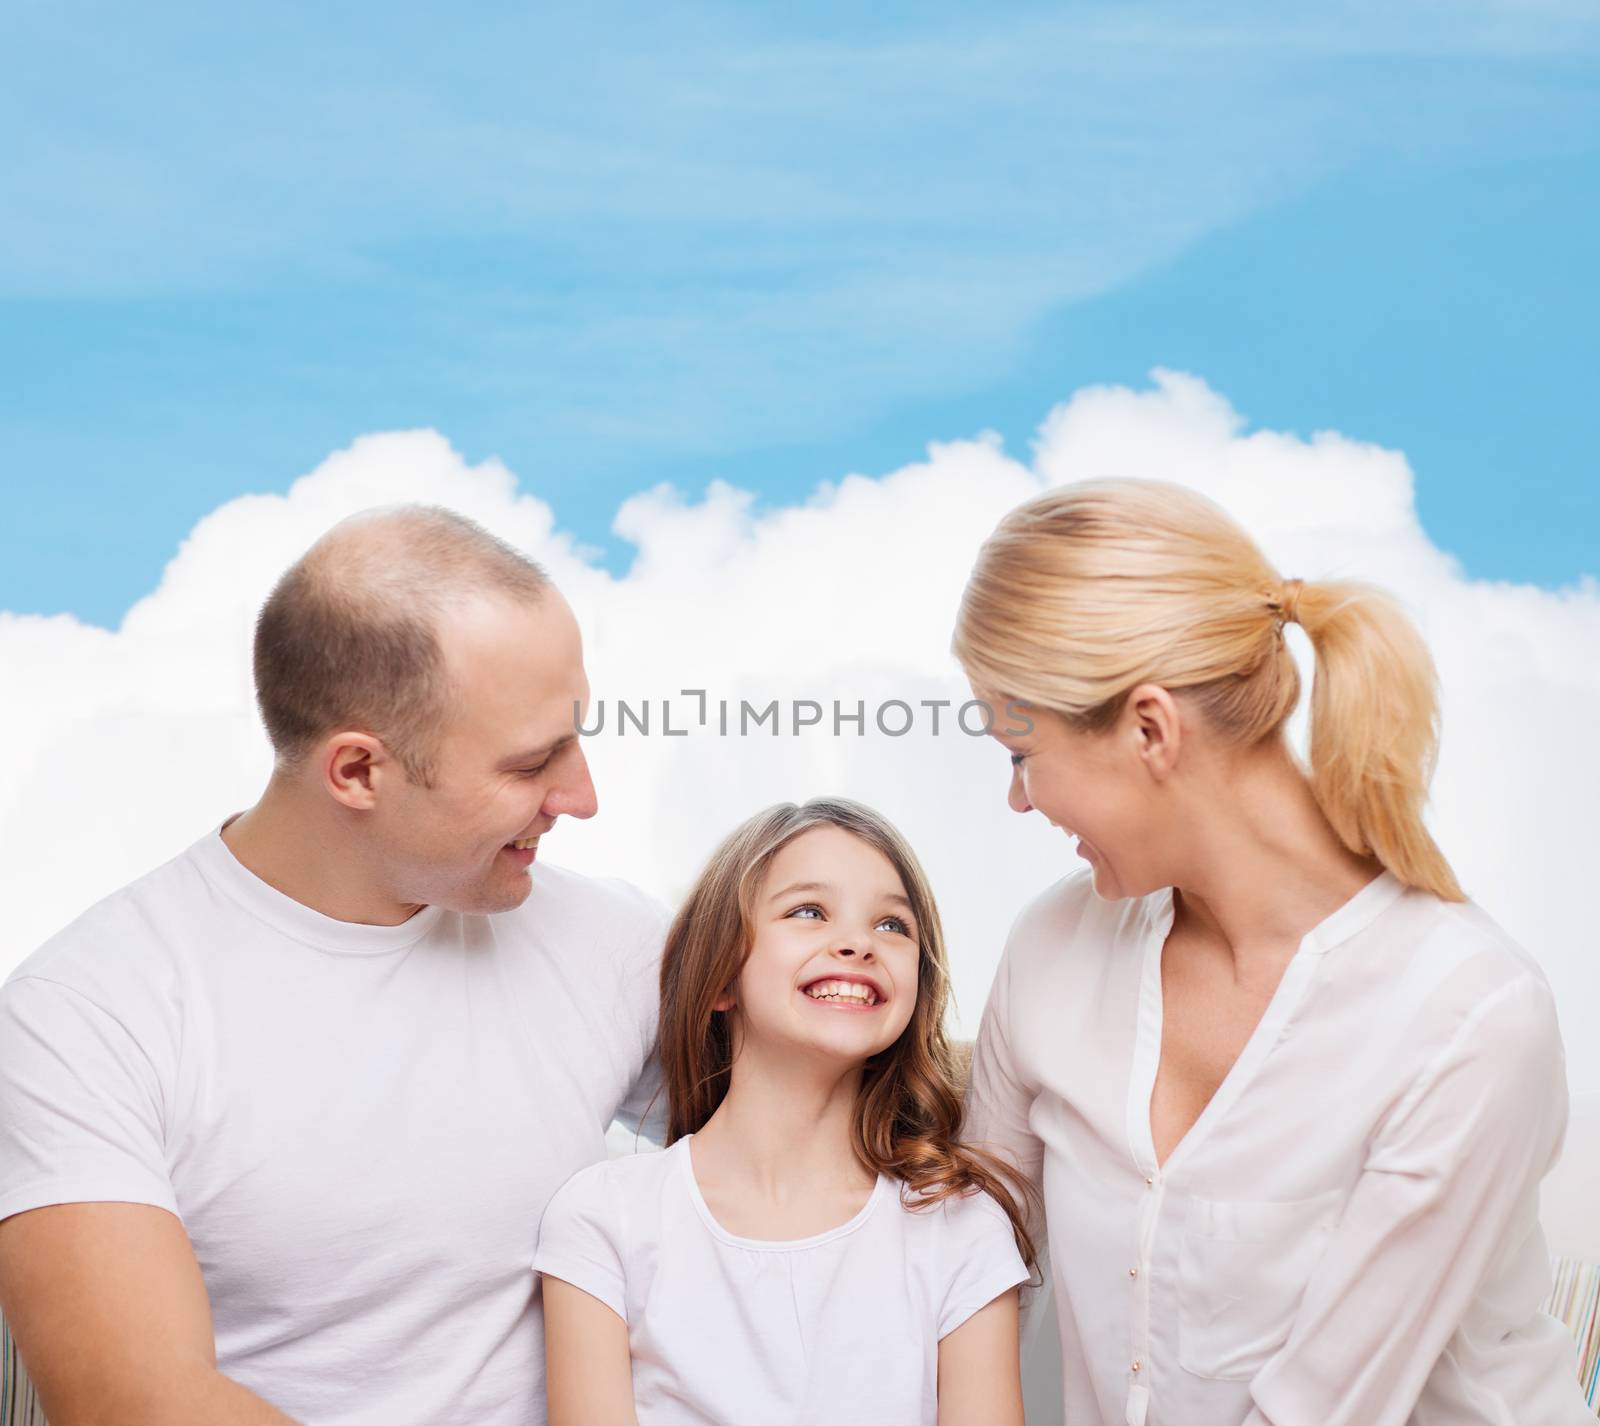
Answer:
[{"xmin": 803, "ymin": 980, "xmax": 878, "ymax": 1005}]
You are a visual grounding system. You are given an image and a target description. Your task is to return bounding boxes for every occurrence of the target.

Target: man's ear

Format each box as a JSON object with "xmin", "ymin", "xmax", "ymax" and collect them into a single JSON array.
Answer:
[{"xmin": 319, "ymin": 731, "xmax": 396, "ymax": 811}]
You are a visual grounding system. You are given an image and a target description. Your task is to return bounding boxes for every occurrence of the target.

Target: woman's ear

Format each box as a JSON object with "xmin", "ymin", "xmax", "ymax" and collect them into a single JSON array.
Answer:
[
  {"xmin": 711, "ymin": 987, "xmax": 737, "ymax": 1013},
  {"xmin": 1126, "ymin": 682, "xmax": 1183, "ymax": 779}
]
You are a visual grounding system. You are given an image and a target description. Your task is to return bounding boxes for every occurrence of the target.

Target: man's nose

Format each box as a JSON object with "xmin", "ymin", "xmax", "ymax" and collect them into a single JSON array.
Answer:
[{"xmin": 547, "ymin": 745, "xmax": 599, "ymax": 821}]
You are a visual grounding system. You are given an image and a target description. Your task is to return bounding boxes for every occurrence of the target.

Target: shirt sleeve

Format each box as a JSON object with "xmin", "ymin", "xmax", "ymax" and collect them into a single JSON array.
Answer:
[
  {"xmin": 937, "ymin": 1188, "xmax": 1032, "ymax": 1340},
  {"xmin": 1245, "ymin": 973, "xmax": 1582, "ymax": 1426},
  {"xmin": 533, "ymin": 1164, "xmax": 628, "ymax": 1324},
  {"xmin": 605, "ymin": 888, "xmax": 670, "ymax": 1148},
  {"xmin": 0, "ymin": 976, "xmax": 177, "ymax": 1222},
  {"xmin": 961, "ymin": 926, "xmax": 1052, "ymax": 1341},
  {"xmin": 962, "ymin": 931, "xmax": 1045, "ymax": 1242}
]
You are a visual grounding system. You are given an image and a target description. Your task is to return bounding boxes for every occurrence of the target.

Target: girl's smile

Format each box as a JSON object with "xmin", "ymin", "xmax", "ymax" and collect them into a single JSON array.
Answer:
[{"xmin": 798, "ymin": 971, "xmax": 886, "ymax": 1009}]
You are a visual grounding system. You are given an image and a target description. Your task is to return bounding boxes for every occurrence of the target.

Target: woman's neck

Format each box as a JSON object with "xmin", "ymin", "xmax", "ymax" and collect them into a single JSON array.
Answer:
[
  {"xmin": 690, "ymin": 1044, "xmax": 873, "ymax": 1209},
  {"xmin": 1171, "ymin": 738, "xmax": 1382, "ymax": 961}
]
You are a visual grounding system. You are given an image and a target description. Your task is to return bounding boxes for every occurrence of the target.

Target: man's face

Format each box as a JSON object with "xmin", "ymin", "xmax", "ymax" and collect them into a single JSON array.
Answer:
[{"xmin": 375, "ymin": 590, "xmax": 598, "ymax": 914}]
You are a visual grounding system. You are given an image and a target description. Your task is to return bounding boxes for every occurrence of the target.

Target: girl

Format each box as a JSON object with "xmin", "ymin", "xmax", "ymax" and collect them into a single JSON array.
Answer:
[
  {"xmin": 952, "ymin": 478, "xmax": 1591, "ymax": 1425},
  {"xmin": 535, "ymin": 798, "xmax": 1037, "ymax": 1426}
]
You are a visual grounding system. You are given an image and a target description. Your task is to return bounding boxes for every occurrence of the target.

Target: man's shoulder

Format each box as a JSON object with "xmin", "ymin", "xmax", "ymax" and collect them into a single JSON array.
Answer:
[{"xmin": 6, "ymin": 837, "xmax": 214, "ymax": 1000}]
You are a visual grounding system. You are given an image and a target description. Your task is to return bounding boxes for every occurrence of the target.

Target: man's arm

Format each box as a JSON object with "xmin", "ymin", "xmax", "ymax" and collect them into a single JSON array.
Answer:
[{"xmin": 0, "ymin": 1203, "xmax": 300, "ymax": 1426}]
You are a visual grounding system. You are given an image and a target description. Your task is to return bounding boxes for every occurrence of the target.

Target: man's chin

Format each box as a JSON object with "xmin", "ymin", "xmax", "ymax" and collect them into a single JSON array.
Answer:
[
  {"xmin": 482, "ymin": 866, "xmax": 537, "ymax": 915},
  {"xmin": 424, "ymin": 863, "xmax": 537, "ymax": 917}
]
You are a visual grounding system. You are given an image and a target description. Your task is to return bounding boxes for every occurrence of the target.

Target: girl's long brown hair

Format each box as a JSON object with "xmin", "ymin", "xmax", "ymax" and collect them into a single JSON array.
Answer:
[{"xmin": 658, "ymin": 797, "xmax": 1039, "ymax": 1275}]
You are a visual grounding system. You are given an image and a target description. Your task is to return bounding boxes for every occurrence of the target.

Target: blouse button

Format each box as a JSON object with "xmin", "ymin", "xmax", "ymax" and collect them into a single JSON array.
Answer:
[
  {"xmin": 1132, "ymin": 1360, "xmax": 1142, "ymax": 1373},
  {"xmin": 1144, "ymin": 1176, "xmax": 1154, "ymax": 1186},
  {"xmin": 1129, "ymin": 1266, "xmax": 1138, "ymax": 1277}
]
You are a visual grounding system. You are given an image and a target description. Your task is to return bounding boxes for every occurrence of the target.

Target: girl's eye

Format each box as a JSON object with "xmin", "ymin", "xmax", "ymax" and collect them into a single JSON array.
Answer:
[{"xmin": 787, "ymin": 905, "xmax": 911, "ymax": 937}]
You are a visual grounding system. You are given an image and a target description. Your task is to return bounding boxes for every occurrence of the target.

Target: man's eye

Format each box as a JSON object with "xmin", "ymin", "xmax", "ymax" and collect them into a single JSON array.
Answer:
[{"xmin": 516, "ymin": 761, "xmax": 550, "ymax": 777}]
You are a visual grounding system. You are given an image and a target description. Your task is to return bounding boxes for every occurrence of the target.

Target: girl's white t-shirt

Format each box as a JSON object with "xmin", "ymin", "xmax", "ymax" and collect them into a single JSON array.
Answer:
[{"xmin": 533, "ymin": 1135, "xmax": 1030, "ymax": 1426}]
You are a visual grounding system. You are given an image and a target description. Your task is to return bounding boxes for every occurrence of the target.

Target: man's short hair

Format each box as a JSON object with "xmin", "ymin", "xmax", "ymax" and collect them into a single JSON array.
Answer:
[{"xmin": 253, "ymin": 506, "xmax": 550, "ymax": 785}]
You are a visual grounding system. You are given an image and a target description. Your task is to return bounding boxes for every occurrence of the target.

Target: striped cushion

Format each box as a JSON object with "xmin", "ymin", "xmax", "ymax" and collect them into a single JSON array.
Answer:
[
  {"xmin": 1545, "ymin": 1254, "xmax": 1600, "ymax": 1412},
  {"xmin": 0, "ymin": 1256, "xmax": 1596, "ymax": 1422},
  {"xmin": 1, "ymin": 1320, "xmax": 45, "ymax": 1426}
]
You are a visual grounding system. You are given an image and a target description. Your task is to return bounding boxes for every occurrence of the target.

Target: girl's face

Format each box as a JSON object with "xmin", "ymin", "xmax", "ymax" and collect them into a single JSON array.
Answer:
[
  {"xmin": 720, "ymin": 825, "xmax": 921, "ymax": 1067},
  {"xmin": 985, "ymin": 695, "xmax": 1168, "ymax": 901}
]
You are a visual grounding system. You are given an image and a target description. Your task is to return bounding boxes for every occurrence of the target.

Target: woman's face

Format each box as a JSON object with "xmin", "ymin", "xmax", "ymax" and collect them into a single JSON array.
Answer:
[
  {"xmin": 982, "ymin": 692, "xmax": 1170, "ymax": 901},
  {"xmin": 719, "ymin": 825, "xmax": 921, "ymax": 1068}
]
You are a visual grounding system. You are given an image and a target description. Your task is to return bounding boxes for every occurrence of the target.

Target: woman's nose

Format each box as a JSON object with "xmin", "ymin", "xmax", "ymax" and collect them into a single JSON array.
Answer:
[{"xmin": 1008, "ymin": 766, "xmax": 1032, "ymax": 814}]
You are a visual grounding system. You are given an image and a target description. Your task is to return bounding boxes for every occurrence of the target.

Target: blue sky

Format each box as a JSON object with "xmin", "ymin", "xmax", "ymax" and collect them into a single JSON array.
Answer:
[{"xmin": 3, "ymin": 1, "xmax": 1596, "ymax": 628}]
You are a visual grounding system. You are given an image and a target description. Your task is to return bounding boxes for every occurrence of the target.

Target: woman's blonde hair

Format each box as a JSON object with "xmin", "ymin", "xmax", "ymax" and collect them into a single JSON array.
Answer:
[
  {"xmin": 658, "ymin": 797, "xmax": 1039, "ymax": 1273},
  {"xmin": 952, "ymin": 478, "xmax": 1464, "ymax": 902}
]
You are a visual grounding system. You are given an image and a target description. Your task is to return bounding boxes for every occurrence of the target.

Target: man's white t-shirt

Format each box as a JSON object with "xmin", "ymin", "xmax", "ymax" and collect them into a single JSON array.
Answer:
[
  {"xmin": 533, "ymin": 1134, "xmax": 1030, "ymax": 1426},
  {"xmin": 0, "ymin": 825, "xmax": 667, "ymax": 1426}
]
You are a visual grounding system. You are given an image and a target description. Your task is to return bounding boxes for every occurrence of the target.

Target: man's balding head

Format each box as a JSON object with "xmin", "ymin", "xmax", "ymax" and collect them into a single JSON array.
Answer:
[{"xmin": 254, "ymin": 506, "xmax": 551, "ymax": 784}]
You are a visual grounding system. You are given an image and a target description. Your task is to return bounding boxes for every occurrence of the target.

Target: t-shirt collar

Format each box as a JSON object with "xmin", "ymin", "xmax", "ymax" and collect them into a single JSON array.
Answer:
[{"xmin": 191, "ymin": 819, "xmax": 446, "ymax": 956}]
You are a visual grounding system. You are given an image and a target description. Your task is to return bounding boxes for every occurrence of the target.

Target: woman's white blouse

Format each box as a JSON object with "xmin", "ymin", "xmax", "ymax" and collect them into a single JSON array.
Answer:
[{"xmin": 964, "ymin": 868, "xmax": 1591, "ymax": 1426}]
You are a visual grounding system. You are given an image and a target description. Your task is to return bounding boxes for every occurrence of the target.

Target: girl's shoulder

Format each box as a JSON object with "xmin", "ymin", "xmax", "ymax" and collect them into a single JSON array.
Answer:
[
  {"xmin": 542, "ymin": 1143, "xmax": 682, "ymax": 1226},
  {"xmin": 894, "ymin": 1180, "xmax": 1019, "ymax": 1243},
  {"xmin": 892, "ymin": 1182, "xmax": 1032, "ymax": 1332}
]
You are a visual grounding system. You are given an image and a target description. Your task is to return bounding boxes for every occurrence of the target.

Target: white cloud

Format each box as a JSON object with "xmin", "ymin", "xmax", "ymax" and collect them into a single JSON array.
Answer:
[{"xmin": 3, "ymin": 373, "xmax": 1595, "ymax": 1120}]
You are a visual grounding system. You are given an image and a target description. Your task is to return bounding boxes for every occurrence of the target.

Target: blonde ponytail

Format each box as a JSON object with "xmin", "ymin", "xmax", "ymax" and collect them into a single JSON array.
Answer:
[
  {"xmin": 953, "ymin": 479, "xmax": 1465, "ymax": 902},
  {"xmin": 1287, "ymin": 579, "xmax": 1463, "ymax": 900}
]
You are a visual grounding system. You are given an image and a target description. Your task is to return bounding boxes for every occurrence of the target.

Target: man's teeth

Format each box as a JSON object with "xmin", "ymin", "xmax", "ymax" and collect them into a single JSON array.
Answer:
[
  {"xmin": 803, "ymin": 980, "xmax": 879, "ymax": 1006},
  {"xmin": 509, "ymin": 838, "xmax": 540, "ymax": 850}
]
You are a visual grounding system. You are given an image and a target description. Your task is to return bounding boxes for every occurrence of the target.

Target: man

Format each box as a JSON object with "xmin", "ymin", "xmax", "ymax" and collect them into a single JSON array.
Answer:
[{"xmin": 0, "ymin": 507, "xmax": 666, "ymax": 1425}]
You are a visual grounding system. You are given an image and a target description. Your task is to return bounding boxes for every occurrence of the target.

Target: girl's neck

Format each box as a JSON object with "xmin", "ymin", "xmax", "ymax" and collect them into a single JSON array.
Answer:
[{"xmin": 690, "ymin": 1044, "xmax": 873, "ymax": 1204}]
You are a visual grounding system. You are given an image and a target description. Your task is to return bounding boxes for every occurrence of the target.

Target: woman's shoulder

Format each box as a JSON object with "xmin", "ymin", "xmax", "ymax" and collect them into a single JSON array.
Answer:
[
  {"xmin": 1349, "ymin": 883, "xmax": 1565, "ymax": 1099},
  {"xmin": 1381, "ymin": 884, "xmax": 1558, "ymax": 1015},
  {"xmin": 1001, "ymin": 867, "xmax": 1159, "ymax": 971}
]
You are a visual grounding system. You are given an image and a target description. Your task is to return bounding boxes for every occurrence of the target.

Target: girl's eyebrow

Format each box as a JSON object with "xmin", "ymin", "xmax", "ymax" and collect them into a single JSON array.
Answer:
[
  {"xmin": 765, "ymin": 879, "xmax": 915, "ymax": 914},
  {"xmin": 767, "ymin": 880, "xmax": 830, "ymax": 903}
]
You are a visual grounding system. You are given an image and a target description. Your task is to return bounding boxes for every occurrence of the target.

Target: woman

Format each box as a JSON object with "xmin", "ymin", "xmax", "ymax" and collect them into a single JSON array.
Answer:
[{"xmin": 952, "ymin": 479, "xmax": 1590, "ymax": 1425}]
